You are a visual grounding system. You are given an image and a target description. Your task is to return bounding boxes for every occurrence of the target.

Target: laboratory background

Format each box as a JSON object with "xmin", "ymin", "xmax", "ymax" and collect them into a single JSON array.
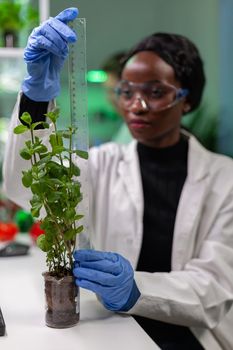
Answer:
[{"xmin": 0, "ymin": 0, "xmax": 232, "ymax": 249}]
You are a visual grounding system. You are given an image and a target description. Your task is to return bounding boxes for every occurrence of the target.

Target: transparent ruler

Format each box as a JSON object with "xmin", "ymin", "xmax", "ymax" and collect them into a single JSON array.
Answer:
[{"xmin": 68, "ymin": 18, "xmax": 90, "ymax": 248}]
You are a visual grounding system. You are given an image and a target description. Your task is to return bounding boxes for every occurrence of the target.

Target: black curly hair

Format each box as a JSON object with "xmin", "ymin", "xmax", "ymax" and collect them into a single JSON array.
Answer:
[{"xmin": 120, "ymin": 33, "xmax": 206, "ymax": 113}]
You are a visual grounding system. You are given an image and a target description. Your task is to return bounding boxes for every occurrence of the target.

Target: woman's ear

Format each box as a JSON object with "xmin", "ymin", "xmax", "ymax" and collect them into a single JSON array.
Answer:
[{"xmin": 183, "ymin": 103, "xmax": 191, "ymax": 114}]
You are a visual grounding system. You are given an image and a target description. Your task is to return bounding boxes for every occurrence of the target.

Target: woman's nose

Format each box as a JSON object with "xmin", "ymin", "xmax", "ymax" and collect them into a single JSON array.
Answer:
[{"xmin": 129, "ymin": 96, "xmax": 149, "ymax": 113}]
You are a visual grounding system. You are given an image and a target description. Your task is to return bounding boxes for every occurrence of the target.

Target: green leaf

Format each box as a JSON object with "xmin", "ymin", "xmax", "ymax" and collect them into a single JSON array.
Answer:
[
  {"xmin": 25, "ymin": 140, "xmax": 32, "ymax": 149},
  {"xmin": 44, "ymin": 108, "xmax": 60, "ymax": 123},
  {"xmin": 48, "ymin": 203, "xmax": 63, "ymax": 217},
  {"xmin": 37, "ymin": 168, "xmax": 47, "ymax": 179},
  {"xmin": 75, "ymin": 225, "xmax": 84, "ymax": 234},
  {"xmin": 33, "ymin": 144, "xmax": 48, "ymax": 154},
  {"xmin": 20, "ymin": 148, "xmax": 32, "ymax": 160},
  {"xmin": 22, "ymin": 170, "xmax": 33, "ymax": 188},
  {"xmin": 69, "ymin": 182, "xmax": 81, "ymax": 199},
  {"xmin": 71, "ymin": 163, "xmax": 80, "ymax": 176},
  {"xmin": 46, "ymin": 191, "xmax": 63, "ymax": 203},
  {"xmin": 20, "ymin": 112, "xmax": 32, "ymax": 125},
  {"xmin": 40, "ymin": 218, "xmax": 55, "ymax": 233},
  {"xmin": 64, "ymin": 208, "xmax": 76, "ymax": 220},
  {"xmin": 31, "ymin": 121, "xmax": 46, "ymax": 130},
  {"xmin": 50, "ymin": 133, "xmax": 63, "ymax": 146},
  {"xmin": 52, "ymin": 146, "xmax": 65, "ymax": 154},
  {"xmin": 31, "ymin": 181, "xmax": 47, "ymax": 194},
  {"xmin": 34, "ymin": 136, "xmax": 41, "ymax": 144},
  {"xmin": 50, "ymin": 163, "xmax": 69, "ymax": 178},
  {"xmin": 46, "ymin": 161, "xmax": 62, "ymax": 176},
  {"xmin": 64, "ymin": 228, "xmax": 76, "ymax": 241},
  {"xmin": 75, "ymin": 150, "xmax": 89, "ymax": 159},
  {"xmin": 31, "ymin": 203, "xmax": 42, "ymax": 217},
  {"xmin": 74, "ymin": 214, "xmax": 84, "ymax": 221},
  {"xmin": 36, "ymin": 154, "xmax": 52, "ymax": 165},
  {"xmin": 38, "ymin": 153, "xmax": 50, "ymax": 160},
  {"xmin": 46, "ymin": 178, "xmax": 64, "ymax": 186},
  {"xmin": 13, "ymin": 125, "xmax": 29, "ymax": 134},
  {"xmin": 42, "ymin": 122, "xmax": 50, "ymax": 129},
  {"xmin": 37, "ymin": 234, "xmax": 50, "ymax": 252},
  {"xmin": 49, "ymin": 134, "xmax": 57, "ymax": 147},
  {"xmin": 30, "ymin": 194, "xmax": 42, "ymax": 207}
]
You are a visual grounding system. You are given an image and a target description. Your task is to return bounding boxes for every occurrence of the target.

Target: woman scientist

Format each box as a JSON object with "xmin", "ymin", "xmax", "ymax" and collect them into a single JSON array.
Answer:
[{"xmin": 3, "ymin": 8, "xmax": 233, "ymax": 350}]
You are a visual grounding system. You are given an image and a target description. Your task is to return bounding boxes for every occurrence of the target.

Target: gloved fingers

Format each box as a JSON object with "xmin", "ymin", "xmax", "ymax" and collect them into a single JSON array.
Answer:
[
  {"xmin": 47, "ymin": 18, "xmax": 77, "ymax": 43},
  {"xmin": 77, "ymin": 259, "xmax": 122, "ymax": 275},
  {"xmin": 26, "ymin": 32, "xmax": 67, "ymax": 60},
  {"xmin": 40, "ymin": 22, "xmax": 69, "ymax": 53},
  {"xmin": 25, "ymin": 18, "xmax": 76, "ymax": 61},
  {"xmin": 75, "ymin": 277, "xmax": 106, "ymax": 295},
  {"xmin": 74, "ymin": 249, "xmax": 119, "ymax": 263},
  {"xmin": 73, "ymin": 267, "xmax": 125, "ymax": 287},
  {"xmin": 55, "ymin": 7, "xmax": 79, "ymax": 24},
  {"xmin": 24, "ymin": 45, "xmax": 47, "ymax": 63}
]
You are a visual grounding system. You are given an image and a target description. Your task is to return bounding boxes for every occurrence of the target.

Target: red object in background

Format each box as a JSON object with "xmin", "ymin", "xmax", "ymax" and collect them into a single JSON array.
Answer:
[
  {"xmin": 29, "ymin": 222, "xmax": 45, "ymax": 242},
  {"xmin": 0, "ymin": 222, "xmax": 18, "ymax": 241}
]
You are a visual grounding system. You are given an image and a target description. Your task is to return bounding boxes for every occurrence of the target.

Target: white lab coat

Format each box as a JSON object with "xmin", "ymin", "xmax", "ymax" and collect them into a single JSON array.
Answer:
[{"xmin": 3, "ymin": 94, "xmax": 233, "ymax": 349}]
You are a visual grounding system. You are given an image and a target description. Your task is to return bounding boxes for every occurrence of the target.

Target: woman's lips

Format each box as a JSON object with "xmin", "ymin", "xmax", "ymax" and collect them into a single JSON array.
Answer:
[{"xmin": 128, "ymin": 120, "xmax": 150, "ymax": 129}]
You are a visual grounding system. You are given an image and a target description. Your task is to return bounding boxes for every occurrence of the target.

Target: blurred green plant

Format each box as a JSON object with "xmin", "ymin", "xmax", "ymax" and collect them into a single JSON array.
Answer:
[{"xmin": 0, "ymin": 0, "xmax": 38, "ymax": 45}]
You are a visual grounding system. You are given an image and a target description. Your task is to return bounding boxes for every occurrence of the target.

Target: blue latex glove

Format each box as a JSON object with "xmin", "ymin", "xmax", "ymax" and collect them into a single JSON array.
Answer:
[
  {"xmin": 22, "ymin": 8, "xmax": 78, "ymax": 101},
  {"xmin": 73, "ymin": 249, "xmax": 140, "ymax": 311}
]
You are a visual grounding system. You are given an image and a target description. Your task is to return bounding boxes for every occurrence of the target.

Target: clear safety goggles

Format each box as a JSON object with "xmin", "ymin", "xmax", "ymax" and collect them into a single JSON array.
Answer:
[{"xmin": 115, "ymin": 80, "xmax": 189, "ymax": 112}]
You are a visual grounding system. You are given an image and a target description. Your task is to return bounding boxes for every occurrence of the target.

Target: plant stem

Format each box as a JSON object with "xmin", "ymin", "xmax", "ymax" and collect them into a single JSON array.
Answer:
[
  {"xmin": 30, "ymin": 128, "xmax": 37, "ymax": 164},
  {"xmin": 69, "ymin": 129, "xmax": 72, "ymax": 177},
  {"xmin": 53, "ymin": 122, "xmax": 64, "ymax": 167},
  {"xmin": 43, "ymin": 200, "xmax": 73, "ymax": 268}
]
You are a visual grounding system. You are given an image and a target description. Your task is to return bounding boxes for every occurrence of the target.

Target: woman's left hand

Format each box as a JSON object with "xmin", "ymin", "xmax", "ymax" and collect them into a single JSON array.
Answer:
[{"xmin": 73, "ymin": 249, "xmax": 140, "ymax": 311}]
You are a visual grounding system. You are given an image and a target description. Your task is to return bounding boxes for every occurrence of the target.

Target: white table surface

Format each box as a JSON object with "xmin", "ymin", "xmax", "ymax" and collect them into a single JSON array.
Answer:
[{"xmin": 0, "ymin": 237, "xmax": 159, "ymax": 350}]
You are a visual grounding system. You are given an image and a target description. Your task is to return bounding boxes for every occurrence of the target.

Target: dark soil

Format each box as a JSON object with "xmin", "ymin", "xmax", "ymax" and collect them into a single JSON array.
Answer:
[{"xmin": 43, "ymin": 273, "xmax": 80, "ymax": 328}]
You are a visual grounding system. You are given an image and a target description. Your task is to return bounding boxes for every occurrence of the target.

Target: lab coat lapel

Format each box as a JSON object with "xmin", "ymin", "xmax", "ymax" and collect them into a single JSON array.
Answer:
[
  {"xmin": 118, "ymin": 142, "xmax": 144, "ymax": 265},
  {"xmin": 172, "ymin": 136, "xmax": 211, "ymax": 270},
  {"xmin": 118, "ymin": 141, "xmax": 144, "ymax": 214}
]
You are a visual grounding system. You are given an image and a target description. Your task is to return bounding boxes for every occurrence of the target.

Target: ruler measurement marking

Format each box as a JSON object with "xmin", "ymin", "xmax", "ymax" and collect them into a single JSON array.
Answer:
[{"xmin": 68, "ymin": 18, "xmax": 89, "ymax": 247}]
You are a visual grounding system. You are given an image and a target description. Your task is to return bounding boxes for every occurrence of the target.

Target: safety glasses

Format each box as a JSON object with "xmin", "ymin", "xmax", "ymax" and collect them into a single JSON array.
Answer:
[{"xmin": 115, "ymin": 80, "xmax": 189, "ymax": 111}]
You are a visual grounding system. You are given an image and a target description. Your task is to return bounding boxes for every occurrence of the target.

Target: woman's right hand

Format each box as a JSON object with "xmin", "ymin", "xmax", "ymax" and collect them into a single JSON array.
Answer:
[{"xmin": 22, "ymin": 7, "xmax": 78, "ymax": 102}]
